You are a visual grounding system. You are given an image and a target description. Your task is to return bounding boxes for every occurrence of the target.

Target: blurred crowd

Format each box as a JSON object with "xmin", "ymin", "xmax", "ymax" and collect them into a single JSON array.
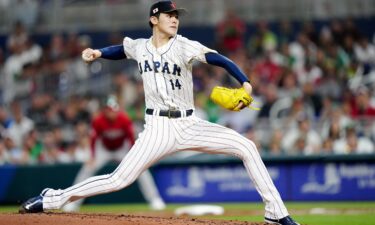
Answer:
[
  {"xmin": 212, "ymin": 13, "xmax": 375, "ymax": 156},
  {"xmin": 0, "ymin": 14, "xmax": 375, "ymax": 165}
]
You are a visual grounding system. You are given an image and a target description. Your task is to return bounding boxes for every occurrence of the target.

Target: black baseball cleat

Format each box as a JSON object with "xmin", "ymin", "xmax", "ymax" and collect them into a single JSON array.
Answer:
[
  {"xmin": 265, "ymin": 216, "xmax": 300, "ymax": 225},
  {"xmin": 19, "ymin": 188, "xmax": 50, "ymax": 213},
  {"xmin": 19, "ymin": 195, "xmax": 43, "ymax": 213}
]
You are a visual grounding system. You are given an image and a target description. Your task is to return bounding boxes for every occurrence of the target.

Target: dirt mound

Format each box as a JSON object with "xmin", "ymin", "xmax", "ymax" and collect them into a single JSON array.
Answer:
[{"xmin": 0, "ymin": 212, "xmax": 266, "ymax": 225}]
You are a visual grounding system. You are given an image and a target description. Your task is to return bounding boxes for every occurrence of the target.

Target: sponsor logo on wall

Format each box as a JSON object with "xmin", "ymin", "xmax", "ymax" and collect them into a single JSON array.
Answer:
[{"xmin": 301, "ymin": 163, "xmax": 375, "ymax": 194}]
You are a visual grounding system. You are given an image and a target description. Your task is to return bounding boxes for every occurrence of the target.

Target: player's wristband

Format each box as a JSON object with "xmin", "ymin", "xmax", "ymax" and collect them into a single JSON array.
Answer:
[{"xmin": 99, "ymin": 45, "xmax": 127, "ymax": 60}]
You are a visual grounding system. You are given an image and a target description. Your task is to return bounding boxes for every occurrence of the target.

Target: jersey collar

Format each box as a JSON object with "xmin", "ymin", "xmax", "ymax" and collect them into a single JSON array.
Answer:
[{"xmin": 147, "ymin": 35, "xmax": 177, "ymax": 55}]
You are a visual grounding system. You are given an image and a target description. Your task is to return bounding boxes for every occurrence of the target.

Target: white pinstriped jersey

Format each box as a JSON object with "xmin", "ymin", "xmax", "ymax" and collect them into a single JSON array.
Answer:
[{"xmin": 123, "ymin": 34, "xmax": 216, "ymax": 111}]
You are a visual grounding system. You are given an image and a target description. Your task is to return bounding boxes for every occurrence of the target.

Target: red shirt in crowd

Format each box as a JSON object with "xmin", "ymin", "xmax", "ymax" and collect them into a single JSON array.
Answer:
[
  {"xmin": 349, "ymin": 91, "xmax": 375, "ymax": 118},
  {"xmin": 216, "ymin": 12, "xmax": 246, "ymax": 52},
  {"xmin": 90, "ymin": 110, "xmax": 135, "ymax": 155},
  {"xmin": 254, "ymin": 57, "xmax": 282, "ymax": 84},
  {"xmin": 350, "ymin": 105, "xmax": 375, "ymax": 118}
]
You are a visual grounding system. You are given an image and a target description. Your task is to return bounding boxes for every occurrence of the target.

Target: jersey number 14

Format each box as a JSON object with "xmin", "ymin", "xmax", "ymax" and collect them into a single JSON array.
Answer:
[{"xmin": 169, "ymin": 78, "xmax": 182, "ymax": 90}]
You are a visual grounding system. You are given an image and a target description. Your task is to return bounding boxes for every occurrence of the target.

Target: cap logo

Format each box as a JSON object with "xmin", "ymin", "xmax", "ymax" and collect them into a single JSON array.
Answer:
[
  {"xmin": 171, "ymin": 2, "xmax": 176, "ymax": 9},
  {"xmin": 153, "ymin": 8, "xmax": 159, "ymax": 14}
]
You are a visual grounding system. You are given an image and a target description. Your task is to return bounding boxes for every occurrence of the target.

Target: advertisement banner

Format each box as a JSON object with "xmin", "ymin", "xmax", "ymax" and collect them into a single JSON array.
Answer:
[
  {"xmin": 155, "ymin": 164, "xmax": 287, "ymax": 202},
  {"xmin": 154, "ymin": 161, "xmax": 375, "ymax": 202},
  {"xmin": 291, "ymin": 163, "xmax": 375, "ymax": 201}
]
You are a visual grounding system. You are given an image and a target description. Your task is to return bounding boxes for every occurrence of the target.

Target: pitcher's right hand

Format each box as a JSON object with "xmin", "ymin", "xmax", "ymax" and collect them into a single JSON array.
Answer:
[{"xmin": 82, "ymin": 48, "xmax": 102, "ymax": 62}]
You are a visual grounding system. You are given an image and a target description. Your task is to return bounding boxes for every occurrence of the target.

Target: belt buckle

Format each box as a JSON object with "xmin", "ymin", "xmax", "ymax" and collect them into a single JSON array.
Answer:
[{"xmin": 168, "ymin": 107, "xmax": 177, "ymax": 118}]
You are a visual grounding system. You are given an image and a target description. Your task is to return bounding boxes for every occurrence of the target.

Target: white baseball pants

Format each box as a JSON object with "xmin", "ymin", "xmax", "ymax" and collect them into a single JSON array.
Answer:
[{"xmin": 43, "ymin": 115, "xmax": 289, "ymax": 219}]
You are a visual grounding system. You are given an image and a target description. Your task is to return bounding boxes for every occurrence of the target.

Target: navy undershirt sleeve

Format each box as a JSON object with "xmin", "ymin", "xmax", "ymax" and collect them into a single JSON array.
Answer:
[
  {"xmin": 99, "ymin": 45, "xmax": 126, "ymax": 60},
  {"xmin": 205, "ymin": 52, "xmax": 249, "ymax": 84}
]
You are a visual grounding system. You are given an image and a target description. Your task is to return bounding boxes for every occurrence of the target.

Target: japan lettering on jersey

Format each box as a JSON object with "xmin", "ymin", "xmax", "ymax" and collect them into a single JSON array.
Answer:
[{"xmin": 123, "ymin": 35, "xmax": 217, "ymax": 111}]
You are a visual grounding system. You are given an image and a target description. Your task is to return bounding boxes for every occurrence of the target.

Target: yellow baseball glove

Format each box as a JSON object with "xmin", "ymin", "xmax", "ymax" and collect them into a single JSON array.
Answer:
[{"xmin": 209, "ymin": 86, "xmax": 259, "ymax": 111}]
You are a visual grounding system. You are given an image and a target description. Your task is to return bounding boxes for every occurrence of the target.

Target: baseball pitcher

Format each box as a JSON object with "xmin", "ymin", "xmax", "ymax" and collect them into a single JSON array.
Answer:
[{"xmin": 20, "ymin": 1, "xmax": 299, "ymax": 224}]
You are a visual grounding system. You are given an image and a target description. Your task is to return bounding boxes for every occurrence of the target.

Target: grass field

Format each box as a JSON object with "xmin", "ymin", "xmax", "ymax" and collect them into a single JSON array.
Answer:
[{"xmin": 1, "ymin": 202, "xmax": 374, "ymax": 225}]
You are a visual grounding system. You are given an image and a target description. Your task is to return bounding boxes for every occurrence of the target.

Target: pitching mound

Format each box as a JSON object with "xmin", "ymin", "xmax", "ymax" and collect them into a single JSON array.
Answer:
[{"xmin": 0, "ymin": 212, "xmax": 266, "ymax": 225}]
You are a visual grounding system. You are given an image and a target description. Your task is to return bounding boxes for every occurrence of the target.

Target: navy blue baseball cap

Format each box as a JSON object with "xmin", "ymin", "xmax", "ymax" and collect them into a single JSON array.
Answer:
[{"xmin": 149, "ymin": 1, "xmax": 187, "ymax": 17}]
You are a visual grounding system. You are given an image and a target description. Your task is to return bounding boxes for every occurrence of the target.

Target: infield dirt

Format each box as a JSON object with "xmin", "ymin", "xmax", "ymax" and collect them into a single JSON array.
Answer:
[{"xmin": 0, "ymin": 212, "xmax": 267, "ymax": 225}]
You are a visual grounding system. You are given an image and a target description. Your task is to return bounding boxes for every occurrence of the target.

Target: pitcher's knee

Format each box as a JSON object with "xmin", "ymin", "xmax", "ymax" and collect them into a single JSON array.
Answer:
[
  {"xmin": 238, "ymin": 140, "xmax": 258, "ymax": 159},
  {"xmin": 106, "ymin": 173, "xmax": 124, "ymax": 191},
  {"xmin": 107, "ymin": 172, "xmax": 137, "ymax": 191}
]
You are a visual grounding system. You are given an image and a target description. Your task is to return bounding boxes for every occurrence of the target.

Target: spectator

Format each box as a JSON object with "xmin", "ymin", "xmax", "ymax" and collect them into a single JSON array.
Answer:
[
  {"xmin": 51, "ymin": 126, "xmax": 73, "ymax": 163},
  {"xmin": 4, "ymin": 135, "xmax": 29, "ymax": 164},
  {"xmin": 282, "ymin": 112, "xmax": 322, "ymax": 155},
  {"xmin": 0, "ymin": 107, "xmax": 12, "ymax": 129},
  {"xmin": 23, "ymin": 129, "xmax": 43, "ymax": 164},
  {"xmin": 346, "ymin": 59, "xmax": 366, "ymax": 88},
  {"xmin": 56, "ymin": 97, "xmax": 90, "ymax": 133},
  {"xmin": 216, "ymin": 9, "xmax": 246, "ymax": 53},
  {"xmin": 350, "ymin": 86, "xmax": 375, "ymax": 118},
  {"xmin": 6, "ymin": 21, "xmax": 28, "ymax": 53},
  {"xmin": 320, "ymin": 105, "xmax": 353, "ymax": 140},
  {"xmin": 267, "ymin": 129, "xmax": 284, "ymax": 155},
  {"xmin": 321, "ymin": 138, "xmax": 334, "ymax": 155},
  {"xmin": 48, "ymin": 34, "xmax": 66, "ymax": 60},
  {"xmin": 256, "ymin": 83, "xmax": 279, "ymax": 119},
  {"xmin": 75, "ymin": 96, "xmax": 92, "ymax": 124},
  {"xmin": 113, "ymin": 72, "xmax": 138, "ymax": 109},
  {"xmin": 295, "ymin": 59, "xmax": 323, "ymax": 86},
  {"xmin": 253, "ymin": 52, "xmax": 282, "ymax": 85},
  {"xmin": 354, "ymin": 36, "xmax": 375, "ymax": 67},
  {"xmin": 66, "ymin": 34, "xmax": 92, "ymax": 83},
  {"xmin": 292, "ymin": 135, "xmax": 308, "ymax": 155},
  {"xmin": 39, "ymin": 131, "xmax": 60, "ymax": 164},
  {"xmin": 301, "ymin": 82, "xmax": 323, "ymax": 117},
  {"xmin": 243, "ymin": 126, "xmax": 262, "ymax": 153},
  {"xmin": 248, "ymin": 21, "xmax": 278, "ymax": 55},
  {"xmin": 288, "ymin": 32, "xmax": 316, "ymax": 72},
  {"xmin": 7, "ymin": 101, "xmax": 34, "ymax": 148},
  {"xmin": 333, "ymin": 126, "xmax": 374, "ymax": 154},
  {"xmin": 324, "ymin": 42, "xmax": 350, "ymax": 75},
  {"xmin": 316, "ymin": 66, "xmax": 343, "ymax": 101},
  {"xmin": 27, "ymin": 94, "xmax": 51, "ymax": 132},
  {"xmin": 278, "ymin": 69, "xmax": 300, "ymax": 98},
  {"xmin": 44, "ymin": 101, "xmax": 63, "ymax": 129},
  {"xmin": 73, "ymin": 122, "xmax": 91, "ymax": 163},
  {"xmin": 3, "ymin": 34, "xmax": 42, "ymax": 103},
  {"xmin": 342, "ymin": 35, "xmax": 356, "ymax": 60}
]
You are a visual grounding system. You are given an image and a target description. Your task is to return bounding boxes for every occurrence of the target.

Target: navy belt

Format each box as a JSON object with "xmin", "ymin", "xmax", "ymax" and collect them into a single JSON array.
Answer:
[{"xmin": 146, "ymin": 108, "xmax": 193, "ymax": 118}]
